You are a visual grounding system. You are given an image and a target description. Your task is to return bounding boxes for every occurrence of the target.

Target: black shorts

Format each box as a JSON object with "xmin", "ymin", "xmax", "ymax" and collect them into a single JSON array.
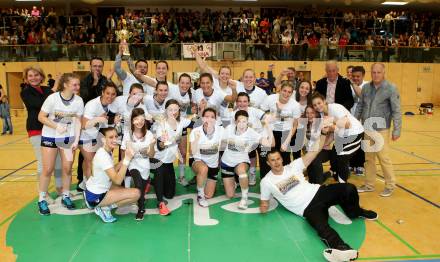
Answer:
[
  {"xmin": 41, "ymin": 136, "xmax": 75, "ymax": 149},
  {"xmin": 189, "ymin": 158, "xmax": 219, "ymax": 181},
  {"xmin": 220, "ymin": 162, "xmax": 237, "ymax": 179}
]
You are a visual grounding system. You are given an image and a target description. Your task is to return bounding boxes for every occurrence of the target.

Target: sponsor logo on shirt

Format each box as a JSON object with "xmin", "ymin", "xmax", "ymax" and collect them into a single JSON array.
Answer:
[{"xmin": 276, "ymin": 176, "xmax": 299, "ymax": 195}]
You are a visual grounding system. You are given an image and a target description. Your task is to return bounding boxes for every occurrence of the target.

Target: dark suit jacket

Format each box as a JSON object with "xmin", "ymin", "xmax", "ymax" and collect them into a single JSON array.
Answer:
[{"xmin": 315, "ymin": 75, "xmax": 354, "ymax": 111}]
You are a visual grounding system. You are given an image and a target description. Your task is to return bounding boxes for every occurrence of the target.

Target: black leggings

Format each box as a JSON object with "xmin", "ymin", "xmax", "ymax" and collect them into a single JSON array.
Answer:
[
  {"xmin": 130, "ymin": 169, "xmax": 148, "ymax": 211},
  {"xmin": 152, "ymin": 161, "xmax": 176, "ymax": 203},
  {"xmin": 303, "ymin": 183, "xmax": 362, "ymax": 249}
]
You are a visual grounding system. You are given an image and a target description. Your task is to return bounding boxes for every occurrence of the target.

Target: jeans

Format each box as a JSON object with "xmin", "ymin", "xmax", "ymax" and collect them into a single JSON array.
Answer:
[{"xmin": 1, "ymin": 117, "xmax": 12, "ymax": 133}]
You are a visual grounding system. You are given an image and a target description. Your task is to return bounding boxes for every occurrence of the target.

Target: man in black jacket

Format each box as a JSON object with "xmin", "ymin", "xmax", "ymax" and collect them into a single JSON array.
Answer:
[
  {"xmin": 77, "ymin": 57, "xmax": 108, "ymax": 191},
  {"xmin": 80, "ymin": 57, "xmax": 108, "ymax": 103},
  {"xmin": 315, "ymin": 61, "xmax": 354, "ymax": 111}
]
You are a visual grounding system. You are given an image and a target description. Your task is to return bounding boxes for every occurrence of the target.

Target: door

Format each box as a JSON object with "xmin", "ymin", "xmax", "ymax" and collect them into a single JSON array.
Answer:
[{"xmin": 6, "ymin": 72, "xmax": 24, "ymax": 109}]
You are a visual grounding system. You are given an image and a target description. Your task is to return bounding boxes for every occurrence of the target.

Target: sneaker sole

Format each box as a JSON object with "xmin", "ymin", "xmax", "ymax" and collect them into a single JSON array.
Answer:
[
  {"xmin": 323, "ymin": 248, "xmax": 358, "ymax": 262},
  {"xmin": 360, "ymin": 214, "xmax": 379, "ymax": 221},
  {"xmin": 135, "ymin": 217, "xmax": 144, "ymax": 221},
  {"xmin": 380, "ymin": 193, "xmax": 393, "ymax": 197},
  {"xmin": 39, "ymin": 211, "xmax": 50, "ymax": 216}
]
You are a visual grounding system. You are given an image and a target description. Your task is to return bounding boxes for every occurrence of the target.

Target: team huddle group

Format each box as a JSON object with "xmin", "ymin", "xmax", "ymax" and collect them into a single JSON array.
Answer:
[{"xmin": 19, "ymin": 43, "xmax": 402, "ymax": 262}]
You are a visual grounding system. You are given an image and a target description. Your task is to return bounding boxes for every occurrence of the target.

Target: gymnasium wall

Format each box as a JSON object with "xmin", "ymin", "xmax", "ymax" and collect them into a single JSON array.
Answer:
[{"xmin": 1, "ymin": 61, "xmax": 439, "ymax": 109}]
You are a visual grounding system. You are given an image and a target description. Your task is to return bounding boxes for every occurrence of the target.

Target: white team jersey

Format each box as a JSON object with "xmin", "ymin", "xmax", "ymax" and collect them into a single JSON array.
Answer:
[
  {"xmin": 260, "ymin": 94, "xmax": 301, "ymax": 132},
  {"xmin": 41, "ymin": 92, "xmax": 84, "ymax": 139},
  {"xmin": 236, "ymin": 82, "xmax": 268, "ymax": 109},
  {"xmin": 87, "ymin": 147, "xmax": 115, "ymax": 194},
  {"xmin": 122, "ymin": 73, "xmax": 155, "ymax": 96},
  {"xmin": 260, "ymin": 158, "xmax": 320, "ymax": 216},
  {"xmin": 324, "ymin": 103, "xmax": 364, "ymax": 137},
  {"xmin": 213, "ymin": 77, "xmax": 233, "ymax": 122},
  {"xmin": 143, "ymin": 95, "xmax": 169, "ymax": 121},
  {"xmin": 192, "ymin": 87, "xmax": 227, "ymax": 114},
  {"xmin": 80, "ymin": 97, "xmax": 117, "ymax": 141},
  {"xmin": 223, "ymin": 107, "xmax": 266, "ymax": 133},
  {"xmin": 153, "ymin": 117, "xmax": 192, "ymax": 163},
  {"xmin": 168, "ymin": 83, "xmax": 191, "ymax": 117},
  {"xmin": 220, "ymin": 124, "xmax": 262, "ymax": 167},
  {"xmin": 189, "ymin": 125, "xmax": 224, "ymax": 168},
  {"xmin": 121, "ymin": 131, "xmax": 155, "ymax": 179},
  {"xmin": 113, "ymin": 95, "xmax": 148, "ymax": 135}
]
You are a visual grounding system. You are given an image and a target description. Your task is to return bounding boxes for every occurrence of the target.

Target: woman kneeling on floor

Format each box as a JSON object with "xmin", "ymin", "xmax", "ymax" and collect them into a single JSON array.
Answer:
[{"xmin": 84, "ymin": 127, "xmax": 140, "ymax": 223}]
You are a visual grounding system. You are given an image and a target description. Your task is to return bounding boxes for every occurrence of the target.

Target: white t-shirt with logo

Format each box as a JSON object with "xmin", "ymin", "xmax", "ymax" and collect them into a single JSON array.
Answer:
[
  {"xmin": 260, "ymin": 158, "xmax": 320, "ymax": 216},
  {"xmin": 189, "ymin": 125, "xmax": 224, "ymax": 168},
  {"xmin": 192, "ymin": 87, "xmax": 227, "ymax": 114},
  {"xmin": 153, "ymin": 117, "xmax": 192, "ymax": 163},
  {"xmin": 41, "ymin": 92, "xmax": 84, "ymax": 139},
  {"xmin": 87, "ymin": 147, "xmax": 115, "ymax": 194},
  {"xmin": 121, "ymin": 131, "xmax": 155, "ymax": 179},
  {"xmin": 113, "ymin": 95, "xmax": 148, "ymax": 135},
  {"xmin": 80, "ymin": 96, "xmax": 117, "ymax": 141},
  {"xmin": 213, "ymin": 77, "xmax": 233, "ymax": 123},
  {"xmin": 260, "ymin": 94, "xmax": 301, "ymax": 132},
  {"xmin": 122, "ymin": 73, "xmax": 155, "ymax": 96},
  {"xmin": 325, "ymin": 103, "xmax": 364, "ymax": 137},
  {"xmin": 221, "ymin": 124, "xmax": 262, "ymax": 167},
  {"xmin": 236, "ymin": 82, "xmax": 268, "ymax": 109},
  {"xmin": 143, "ymin": 95, "xmax": 169, "ymax": 120},
  {"xmin": 224, "ymin": 107, "xmax": 266, "ymax": 132},
  {"xmin": 168, "ymin": 83, "xmax": 191, "ymax": 117}
]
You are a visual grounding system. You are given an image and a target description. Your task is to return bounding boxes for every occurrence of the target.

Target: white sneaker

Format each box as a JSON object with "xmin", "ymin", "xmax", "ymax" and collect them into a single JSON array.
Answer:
[
  {"xmin": 249, "ymin": 173, "xmax": 256, "ymax": 186},
  {"xmin": 197, "ymin": 195, "xmax": 209, "ymax": 208},
  {"xmin": 178, "ymin": 176, "xmax": 189, "ymax": 187},
  {"xmin": 323, "ymin": 248, "xmax": 358, "ymax": 262},
  {"xmin": 238, "ymin": 198, "xmax": 248, "ymax": 210}
]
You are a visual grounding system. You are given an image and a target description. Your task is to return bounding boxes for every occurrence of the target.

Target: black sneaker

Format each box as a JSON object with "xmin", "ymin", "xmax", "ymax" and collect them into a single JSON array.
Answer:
[
  {"xmin": 359, "ymin": 209, "xmax": 378, "ymax": 220},
  {"xmin": 135, "ymin": 209, "xmax": 145, "ymax": 221},
  {"xmin": 61, "ymin": 196, "xmax": 76, "ymax": 210},
  {"xmin": 38, "ymin": 200, "xmax": 51, "ymax": 215}
]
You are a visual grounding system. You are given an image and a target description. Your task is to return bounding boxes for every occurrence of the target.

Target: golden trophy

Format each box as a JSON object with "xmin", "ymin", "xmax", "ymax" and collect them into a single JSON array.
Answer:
[{"xmin": 115, "ymin": 29, "xmax": 133, "ymax": 58}]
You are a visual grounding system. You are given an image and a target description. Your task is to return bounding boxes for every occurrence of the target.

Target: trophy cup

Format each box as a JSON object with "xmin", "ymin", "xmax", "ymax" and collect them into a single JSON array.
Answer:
[{"xmin": 115, "ymin": 28, "xmax": 133, "ymax": 59}]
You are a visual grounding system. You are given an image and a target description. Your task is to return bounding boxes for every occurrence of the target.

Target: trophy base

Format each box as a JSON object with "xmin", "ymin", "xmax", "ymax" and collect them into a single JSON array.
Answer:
[{"xmin": 121, "ymin": 53, "xmax": 131, "ymax": 60}]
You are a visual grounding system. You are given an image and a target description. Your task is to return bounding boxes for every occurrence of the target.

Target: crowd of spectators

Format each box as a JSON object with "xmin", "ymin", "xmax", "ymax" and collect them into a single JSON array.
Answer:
[{"xmin": 0, "ymin": 6, "xmax": 439, "ymax": 62}]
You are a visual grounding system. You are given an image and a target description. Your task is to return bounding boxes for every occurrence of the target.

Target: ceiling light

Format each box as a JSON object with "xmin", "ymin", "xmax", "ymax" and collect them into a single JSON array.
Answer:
[{"xmin": 381, "ymin": 1, "xmax": 408, "ymax": 5}]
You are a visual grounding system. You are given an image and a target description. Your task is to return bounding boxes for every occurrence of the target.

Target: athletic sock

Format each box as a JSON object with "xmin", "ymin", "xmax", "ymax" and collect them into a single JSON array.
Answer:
[
  {"xmin": 249, "ymin": 167, "xmax": 256, "ymax": 175},
  {"xmin": 179, "ymin": 164, "xmax": 185, "ymax": 178},
  {"xmin": 124, "ymin": 176, "xmax": 132, "ymax": 188},
  {"xmin": 39, "ymin": 191, "xmax": 47, "ymax": 202},
  {"xmin": 241, "ymin": 188, "xmax": 249, "ymax": 200},
  {"xmin": 62, "ymin": 191, "xmax": 70, "ymax": 199},
  {"xmin": 197, "ymin": 187, "xmax": 205, "ymax": 197}
]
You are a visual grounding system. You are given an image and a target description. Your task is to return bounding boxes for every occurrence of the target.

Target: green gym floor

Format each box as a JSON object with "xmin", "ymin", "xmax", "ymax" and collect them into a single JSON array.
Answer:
[{"xmin": 0, "ymin": 113, "xmax": 439, "ymax": 262}]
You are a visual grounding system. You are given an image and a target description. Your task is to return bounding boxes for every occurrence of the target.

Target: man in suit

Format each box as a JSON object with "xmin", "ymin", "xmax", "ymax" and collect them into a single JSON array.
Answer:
[{"xmin": 315, "ymin": 61, "xmax": 354, "ymax": 111}]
